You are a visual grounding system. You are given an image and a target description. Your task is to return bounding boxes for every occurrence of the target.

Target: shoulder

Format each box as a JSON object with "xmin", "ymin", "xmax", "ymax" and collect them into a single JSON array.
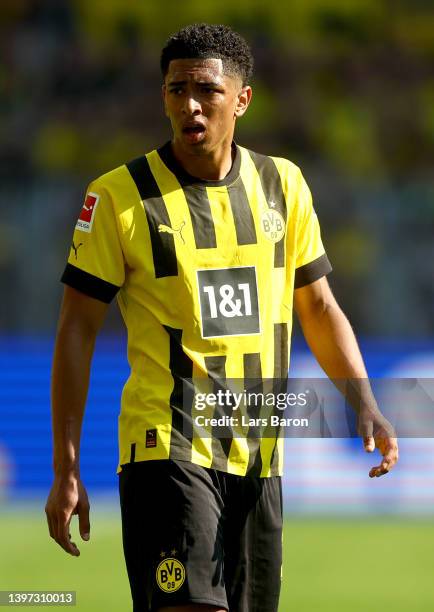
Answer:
[
  {"xmin": 86, "ymin": 149, "xmax": 157, "ymax": 207},
  {"xmin": 265, "ymin": 154, "xmax": 311, "ymax": 207},
  {"xmin": 241, "ymin": 148, "xmax": 309, "ymax": 212},
  {"xmin": 239, "ymin": 145, "xmax": 303, "ymax": 185},
  {"xmin": 89, "ymin": 141, "xmax": 160, "ymax": 187},
  {"xmin": 82, "ymin": 155, "xmax": 151, "ymax": 233},
  {"xmin": 88, "ymin": 159, "xmax": 141, "ymax": 194}
]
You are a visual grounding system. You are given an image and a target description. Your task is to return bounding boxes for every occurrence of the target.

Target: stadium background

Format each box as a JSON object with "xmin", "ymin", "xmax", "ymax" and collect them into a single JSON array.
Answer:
[{"xmin": 1, "ymin": 1, "xmax": 434, "ymax": 610}]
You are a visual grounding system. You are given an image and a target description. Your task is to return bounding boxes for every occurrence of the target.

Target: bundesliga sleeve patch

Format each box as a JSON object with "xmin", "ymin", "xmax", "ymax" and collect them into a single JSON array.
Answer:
[{"xmin": 76, "ymin": 192, "xmax": 100, "ymax": 233}]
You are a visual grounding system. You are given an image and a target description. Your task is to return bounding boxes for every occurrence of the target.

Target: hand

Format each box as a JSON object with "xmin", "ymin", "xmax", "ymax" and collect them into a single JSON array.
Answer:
[
  {"xmin": 358, "ymin": 409, "xmax": 399, "ymax": 477},
  {"xmin": 45, "ymin": 474, "xmax": 90, "ymax": 556},
  {"xmin": 364, "ymin": 434, "xmax": 399, "ymax": 477}
]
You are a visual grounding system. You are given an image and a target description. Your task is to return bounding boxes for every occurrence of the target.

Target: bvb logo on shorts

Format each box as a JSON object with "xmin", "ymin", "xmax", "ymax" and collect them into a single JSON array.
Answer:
[
  {"xmin": 261, "ymin": 202, "xmax": 285, "ymax": 243},
  {"xmin": 156, "ymin": 558, "xmax": 186, "ymax": 593}
]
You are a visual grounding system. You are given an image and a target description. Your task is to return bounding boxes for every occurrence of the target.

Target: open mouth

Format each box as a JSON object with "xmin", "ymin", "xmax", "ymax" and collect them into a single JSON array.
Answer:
[
  {"xmin": 182, "ymin": 125, "xmax": 206, "ymax": 135},
  {"xmin": 182, "ymin": 123, "xmax": 206, "ymax": 144}
]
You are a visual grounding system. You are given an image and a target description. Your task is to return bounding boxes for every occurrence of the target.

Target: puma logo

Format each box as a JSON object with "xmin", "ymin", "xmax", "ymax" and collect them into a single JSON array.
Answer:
[
  {"xmin": 72, "ymin": 241, "xmax": 83, "ymax": 259},
  {"xmin": 158, "ymin": 221, "xmax": 186, "ymax": 244}
]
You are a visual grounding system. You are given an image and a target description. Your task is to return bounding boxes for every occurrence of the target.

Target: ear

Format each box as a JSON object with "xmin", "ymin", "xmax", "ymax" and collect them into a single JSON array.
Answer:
[
  {"xmin": 234, "ymin": 86, "xmax": 252, "ymax": 118},
  {"xmin": 162, "ymin": 84, "xmax": 169, "ymax": 117}
]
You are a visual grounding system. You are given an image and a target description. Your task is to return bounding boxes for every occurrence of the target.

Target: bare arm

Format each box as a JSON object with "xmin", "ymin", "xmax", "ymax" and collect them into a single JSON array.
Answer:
[
  {"xmin": 45, "ymin": 286, "xmax": 109, "ymax": 555},
  {"xmin": 294, "ymin": 276, "xmax": 398, "ymax": 477}
]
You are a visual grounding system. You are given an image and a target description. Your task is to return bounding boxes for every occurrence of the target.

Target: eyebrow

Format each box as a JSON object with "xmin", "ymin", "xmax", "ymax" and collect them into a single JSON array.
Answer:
[{"xmin": 167, "ymin": 80, "xmax": 223, "ymax": 87}]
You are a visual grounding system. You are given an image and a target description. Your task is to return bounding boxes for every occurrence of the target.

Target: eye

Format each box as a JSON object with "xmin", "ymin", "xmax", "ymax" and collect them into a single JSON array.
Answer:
[{"xmin": 169, "ymin": 87, "xmax": 184, "ymax": 95}]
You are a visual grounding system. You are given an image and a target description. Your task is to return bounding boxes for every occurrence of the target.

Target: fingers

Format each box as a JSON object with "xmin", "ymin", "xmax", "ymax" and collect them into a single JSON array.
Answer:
[
  {"xmin": 369, "ymin": 437, "xmax": 399, "ymax": 478},
  {"xmin": 46, "ymin": 508, "xmax": 79, "ymax": 555},
  {"xmin": 363, "ymin": 436, "xmax": 375, "ymax": 453},
  {"xmin": 381, "ymin": 438, "xmax": 399, "ymax": 471},
  {"xmin": 45, "ymin": 478, "xmax": 92, "ymax": 556},
  {"xmin": 358, "ymin": 406, "xmax": 399, "ymax": 477},
  {"xmin": 78, "ymin": 500, "xmax": 91, "ymax": 541},
  {"xmin": 369, "ymin": 464, "xmax": 389, "ymax": 478},
  {"xmin": 55, "ymin": 509, "xmax": 80, "ymax": 556},
  {"xmin": 45, "ymin": 505, "xmax": 57, "ymax": 540}
]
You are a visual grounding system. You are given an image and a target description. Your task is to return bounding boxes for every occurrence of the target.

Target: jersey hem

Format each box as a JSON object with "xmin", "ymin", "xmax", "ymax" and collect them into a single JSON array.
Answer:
[{"xmin": 118, "ymin": 449, "xmax": 283, "ymax": 478}]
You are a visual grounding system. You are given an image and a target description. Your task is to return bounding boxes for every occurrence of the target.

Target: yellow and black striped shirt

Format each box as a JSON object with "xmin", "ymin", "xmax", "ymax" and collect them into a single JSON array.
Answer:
[{"xmin": 62, "ymin": 142, "xmax": 332, "ymax": 477}]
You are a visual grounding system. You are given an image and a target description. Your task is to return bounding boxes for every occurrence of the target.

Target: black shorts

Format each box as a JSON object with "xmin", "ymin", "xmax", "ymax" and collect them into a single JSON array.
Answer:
[{"xmin": 119, "ymin": 459, "xmax": 283, "ymax": 612}]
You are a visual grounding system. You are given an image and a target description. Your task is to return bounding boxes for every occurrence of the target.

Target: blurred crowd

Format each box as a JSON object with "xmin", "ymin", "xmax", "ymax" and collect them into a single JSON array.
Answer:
[{"xmin": 1, "ymin": 0, "xmax": 433, "ymax": 335}]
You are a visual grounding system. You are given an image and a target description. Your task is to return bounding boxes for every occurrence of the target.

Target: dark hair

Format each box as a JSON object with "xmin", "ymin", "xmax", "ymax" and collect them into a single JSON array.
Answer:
[{"xmin": 161, "ymin": 23, "xmax": 254, "ymax": 86}]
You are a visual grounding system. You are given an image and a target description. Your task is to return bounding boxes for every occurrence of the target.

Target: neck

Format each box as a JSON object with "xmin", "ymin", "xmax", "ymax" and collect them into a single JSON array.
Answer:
[{"xmin": 170, "ymin": 138, "xmax": 234, "ymax": 181}]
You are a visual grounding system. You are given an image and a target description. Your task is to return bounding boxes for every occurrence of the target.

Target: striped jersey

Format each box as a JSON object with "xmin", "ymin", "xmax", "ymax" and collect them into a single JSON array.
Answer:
[{"xmin": 62, "ymin": 142, "xmax": 332, "ymax": 477}]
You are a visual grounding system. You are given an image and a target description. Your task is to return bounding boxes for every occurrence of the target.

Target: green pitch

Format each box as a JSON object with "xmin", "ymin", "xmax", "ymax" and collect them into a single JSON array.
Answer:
[{"xmin": 1, "ymin": 510, "xmax": 433, "ymax": 611}]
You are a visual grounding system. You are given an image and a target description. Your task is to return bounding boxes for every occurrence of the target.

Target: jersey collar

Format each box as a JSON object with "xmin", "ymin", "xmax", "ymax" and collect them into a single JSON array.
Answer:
[{"xmin": 157, "ymin": 141, "xmax": 241, "ymax": 188}]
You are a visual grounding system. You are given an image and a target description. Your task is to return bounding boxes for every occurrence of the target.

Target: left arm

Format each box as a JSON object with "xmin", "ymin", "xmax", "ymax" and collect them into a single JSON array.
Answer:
[{"xmin": 294, "ymin": 276, "xmax": 399, "ymax": 477}]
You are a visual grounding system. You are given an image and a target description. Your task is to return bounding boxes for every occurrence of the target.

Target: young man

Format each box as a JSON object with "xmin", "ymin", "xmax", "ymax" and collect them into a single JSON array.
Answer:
[{"xmin": 45, "ymin": 24, "xmax": 398, "ymax": 612}]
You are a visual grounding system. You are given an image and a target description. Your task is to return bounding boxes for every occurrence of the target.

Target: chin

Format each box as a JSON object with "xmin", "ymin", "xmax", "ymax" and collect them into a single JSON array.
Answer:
[{"xmin": 182, "ymin": 138, "xmax": 209, "ymax": 152}]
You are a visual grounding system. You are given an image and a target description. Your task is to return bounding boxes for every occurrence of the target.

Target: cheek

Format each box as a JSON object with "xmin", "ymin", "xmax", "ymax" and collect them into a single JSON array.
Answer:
[
  {"xmin": 165, "ymin": 104, "xmax": 182, "ymax": 125},
  {"xmin": 212, "ymin": 100, "xmax": 238, "ymax": 123},
  {"xmin": 227, "ymin": 97, "xmax": 239, "ymax": 118}
]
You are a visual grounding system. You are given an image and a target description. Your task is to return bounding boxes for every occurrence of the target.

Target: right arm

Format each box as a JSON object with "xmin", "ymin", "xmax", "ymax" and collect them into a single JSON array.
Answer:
[{"xmin": 45, "ymin": 285, "xmax": 108, "ymax": 556}]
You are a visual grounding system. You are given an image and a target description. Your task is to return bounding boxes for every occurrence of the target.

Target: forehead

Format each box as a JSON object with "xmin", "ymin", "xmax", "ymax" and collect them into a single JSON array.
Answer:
[{"xmin": 165, "ymin": 58, "xmax": 234, "ymax": 84}]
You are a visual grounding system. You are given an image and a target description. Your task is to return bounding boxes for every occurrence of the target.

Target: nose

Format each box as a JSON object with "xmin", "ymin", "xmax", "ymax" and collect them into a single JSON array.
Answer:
[{"xmin": 182, "ymin": 94, "xmax": 201, "ymax": 115}]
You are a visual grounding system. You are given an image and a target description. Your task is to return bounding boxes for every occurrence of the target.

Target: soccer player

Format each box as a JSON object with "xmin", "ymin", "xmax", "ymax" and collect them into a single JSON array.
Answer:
[{"xmin": 45, "ymin": 24, "xmax": 398, "ymax": 612}]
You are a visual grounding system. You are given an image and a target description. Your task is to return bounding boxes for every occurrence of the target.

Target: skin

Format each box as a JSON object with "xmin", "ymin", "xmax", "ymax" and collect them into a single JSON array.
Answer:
[
  {"xmin": 45, "ymin": 284, "xmax": 398, "ymax": 557},
  {"xmin": 294, "ymin": 277, "xmax": 398, "ymax": 477},
  {"xmin": 162, "ymin": 58, "xmax": 252, "ymax": 180},
  {"xmin": 45, "ymin": 287, "xmax": 106, "ymax": 556},
  {"xmin": 45, "ymin": 55, "xmax": 398, "ymax": 612}
]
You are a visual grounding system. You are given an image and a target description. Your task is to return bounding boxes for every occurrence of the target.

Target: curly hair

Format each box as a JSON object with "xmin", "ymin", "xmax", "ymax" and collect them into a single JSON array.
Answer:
[{"xmin": 161, "ymin": 24, "xmax": 254, "ymax": 86}]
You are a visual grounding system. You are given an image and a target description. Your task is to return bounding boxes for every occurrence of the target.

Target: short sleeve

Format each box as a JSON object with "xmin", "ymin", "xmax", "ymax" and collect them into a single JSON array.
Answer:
[
  {"xmin": 294, "ymin": 170, "xmax": 332, "ymax": 289},
  {"xmin": 61, "ymin": 179, "xmax": 125, "ymax": 303}
]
